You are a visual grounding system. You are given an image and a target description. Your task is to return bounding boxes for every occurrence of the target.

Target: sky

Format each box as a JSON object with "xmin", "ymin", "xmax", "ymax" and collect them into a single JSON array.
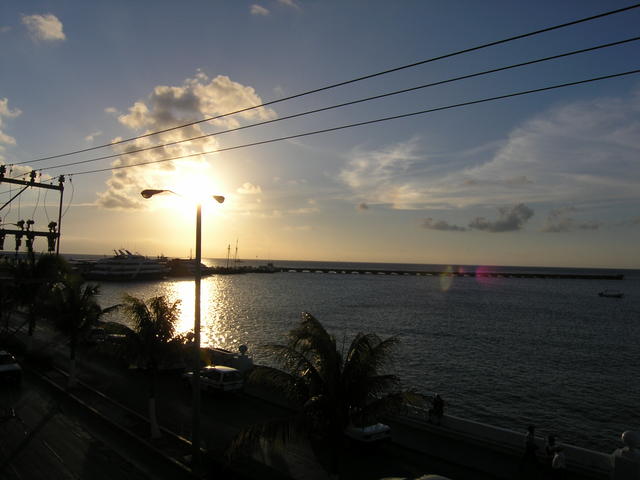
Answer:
[{"xmin": 1, "ymin": 0, "xmax": 639, "ymax": 268}]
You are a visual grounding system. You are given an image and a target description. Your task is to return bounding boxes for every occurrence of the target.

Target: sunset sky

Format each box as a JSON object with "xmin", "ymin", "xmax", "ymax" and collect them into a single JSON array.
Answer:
[{"xmin": 1, "ymin": 1, "xmax": 639, "ymax": 268}]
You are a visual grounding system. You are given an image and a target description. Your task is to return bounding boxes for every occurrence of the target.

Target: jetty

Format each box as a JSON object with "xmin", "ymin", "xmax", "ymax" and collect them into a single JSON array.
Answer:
[{"xmin": 279, "ymin": 267, "xmax": 624, "ymax": 280}]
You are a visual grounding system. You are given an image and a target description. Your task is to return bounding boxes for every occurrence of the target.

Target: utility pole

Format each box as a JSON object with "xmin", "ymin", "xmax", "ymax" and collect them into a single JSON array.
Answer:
[{"xmin": 0, "ymin": 167, "xmax": 65, "ymax": 255}]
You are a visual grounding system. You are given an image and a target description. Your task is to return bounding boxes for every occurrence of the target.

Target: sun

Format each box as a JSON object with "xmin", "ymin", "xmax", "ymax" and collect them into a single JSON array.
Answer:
[{"xmin": 157, "ymin": 160, "xmax": 225, "ymax": 204}]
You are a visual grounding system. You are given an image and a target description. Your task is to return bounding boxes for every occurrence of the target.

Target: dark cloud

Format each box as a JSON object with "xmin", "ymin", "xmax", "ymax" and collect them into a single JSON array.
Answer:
[
  {"xmin": 422, "ymin": 218, "xmax": 467, "ymax": 231},
  {"xmin": 542, "ymin": 207, "xmax": 600, "ymax": 233},
  {"xmin": 469, "ymin": 203, "xmax": 533, "ymax": 232}
]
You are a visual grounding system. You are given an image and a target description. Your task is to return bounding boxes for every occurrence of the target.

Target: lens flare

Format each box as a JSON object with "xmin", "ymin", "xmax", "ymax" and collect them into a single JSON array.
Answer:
[{"xmin": 439, "ymin": 265, "xmax": 454, "ymax": 291}]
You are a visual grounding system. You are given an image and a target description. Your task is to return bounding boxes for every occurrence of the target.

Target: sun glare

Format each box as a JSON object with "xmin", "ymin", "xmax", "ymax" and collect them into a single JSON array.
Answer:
[
  {"xmin": 171, "ymin": 174, "xmax": 221, "ymax": 204},
  {"xmin": 150, "ymin": 160, "xmax": 225, "ymax": 210}
]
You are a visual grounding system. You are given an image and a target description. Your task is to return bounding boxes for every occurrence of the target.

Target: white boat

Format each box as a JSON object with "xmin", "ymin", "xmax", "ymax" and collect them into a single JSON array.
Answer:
[
  {"xmin": 84, "ymin": 250, "xmax": 169, "ymax": 281},
  {"xmin": 598, "ymin": 289, "xmax": 624, "ymax": 298}
]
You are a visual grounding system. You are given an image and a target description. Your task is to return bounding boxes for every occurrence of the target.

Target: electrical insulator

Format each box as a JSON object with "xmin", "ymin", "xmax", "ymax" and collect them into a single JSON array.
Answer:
[
  {"xmin": 47, "ymin": 232, "xmax": 56, "ymax": 252},
  {"xmin": 26, "ymin": 232, "xmax": 35, "ymax": 253}
]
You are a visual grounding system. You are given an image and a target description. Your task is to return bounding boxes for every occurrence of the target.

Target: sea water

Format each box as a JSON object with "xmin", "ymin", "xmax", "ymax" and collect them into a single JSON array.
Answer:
[{"xmin": 93, "ymin": 259, "xmax": 640, "ymax": 452}]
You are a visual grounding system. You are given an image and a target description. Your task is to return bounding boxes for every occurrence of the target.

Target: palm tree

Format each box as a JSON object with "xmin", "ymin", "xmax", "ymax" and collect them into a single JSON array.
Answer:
[
  {"xmin": 9, "ymin": 254, "xmax": 70, "ymax": 351},
  {"xmin": 121, "ymin": 294, "xmax": 182, "ymax": 439},
  {"xmin": 48, "ymin": 277, "xmax": 118, "ymax": 388},
  {"xmin": 230, "ymin": 312, "xmax": 421, "ymax": 476}
]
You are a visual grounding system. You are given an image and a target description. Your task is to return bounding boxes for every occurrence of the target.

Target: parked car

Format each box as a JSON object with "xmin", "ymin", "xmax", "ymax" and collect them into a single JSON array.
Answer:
[
  {"xmin": 182, "ymin": 365, "xmax": 243, "ymax": 392},
  {"xmin": 0, "ymin": 350, "xmax": 22, "ymax": 385},
  {"xmin": 344, "ymin": 422, "xmax": 391, "ymax": 443}
]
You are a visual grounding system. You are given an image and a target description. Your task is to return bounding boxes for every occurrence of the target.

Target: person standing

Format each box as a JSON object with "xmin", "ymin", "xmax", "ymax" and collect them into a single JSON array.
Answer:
[
  {"xmin": 551, "ymin": 446, "xmax": 567, "ymax": 479},
  {"xmin": 519, "ymin": 425, "xmax": 539, "ymax": 477}
]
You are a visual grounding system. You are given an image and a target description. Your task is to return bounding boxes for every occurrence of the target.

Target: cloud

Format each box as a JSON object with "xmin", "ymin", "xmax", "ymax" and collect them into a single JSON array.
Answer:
[
  {"xmin": 468, "ymin": 203, "xmax": 533, "ymax": 232},
  {"xmin": 22, "ymin": 14, "xmax": 65, "ymax": 42},
  {"xmin": 237, "ymin": 182, "xmax": 262, "ymax": 194},
  {"xmin": 0, "ymin": 98, "xmax": 22, "ymax": 149},
  {"xmin": 461, "ymin": 91, "xmax": 640, "ymax": 206},
  {"xmin": 96, "ymin": 71, "xmax": 276, "ymax": 210},
  {"xmin": 104, "ymin": 107, "xmax": 118, "ymax": 115},
  {"xmin": 541, "ymin": 207, "xmax": 601, "ymax": 233},
  {"xmin": 422, "ymin": 218, "xmax": 467, "ymax": 231},
  {"xmin": 0, "ymin": 26, "xmax": 12, "ymax": 34},
  {"xmin": 463, "ymin": 175, "xmax": 533, "ymax": 187},
  {"xmin": 250, "ymin": 4, "xmax": 270, "ymax": 15},
  {"xmin": 85, "ymin": 131, "xmax": 102, "ymax": 143},
  {"xmin": 340, "ymin": 90, "xmax": 640, "ymax": 213},
  {"xmin": 278, "ymin": 0, "xmax": 300, "ymax": 9},
  {"xmin": 340, "ymin": 138, "xmax": 428, "ymax": 209}
]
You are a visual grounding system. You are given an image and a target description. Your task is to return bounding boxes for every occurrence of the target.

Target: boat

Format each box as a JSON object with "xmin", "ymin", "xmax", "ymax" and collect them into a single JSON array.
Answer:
[
  {"xmin": 166, "ymin": 258, "xmax": 213, "ymax": 277},
  {"xmin": 84, "ymin": 249, "xmax": 169, "ymax": 281},
  {"xmin": 598, "ymin": 289, "xmax": 624, "ymax": 298}
]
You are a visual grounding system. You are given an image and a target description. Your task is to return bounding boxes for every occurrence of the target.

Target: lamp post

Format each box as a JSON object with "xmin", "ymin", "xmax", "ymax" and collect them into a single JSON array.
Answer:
[{"xmin": 141, "ymin": 189, "xmax": 224, "ymax": 467}]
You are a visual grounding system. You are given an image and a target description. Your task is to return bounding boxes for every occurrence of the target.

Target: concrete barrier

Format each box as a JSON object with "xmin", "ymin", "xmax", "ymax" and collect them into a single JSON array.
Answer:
[{"xmin": 390, "ymin": 406, "xmax": 612, "ymax": 479}]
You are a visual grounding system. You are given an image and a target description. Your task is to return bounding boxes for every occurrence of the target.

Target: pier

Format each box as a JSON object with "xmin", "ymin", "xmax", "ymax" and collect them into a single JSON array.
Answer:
[{"xmin": 279, "ymin": 267, "xmax": 624, "ymax": 280}]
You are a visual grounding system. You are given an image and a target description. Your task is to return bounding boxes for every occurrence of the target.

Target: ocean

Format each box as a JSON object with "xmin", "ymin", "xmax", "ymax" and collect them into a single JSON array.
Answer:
[{"xmin": 88, "ymin": 258, "xmax": 639, "ymax": 453}]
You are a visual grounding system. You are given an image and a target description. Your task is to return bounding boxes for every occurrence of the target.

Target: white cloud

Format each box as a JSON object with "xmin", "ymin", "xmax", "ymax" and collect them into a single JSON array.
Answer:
[
  {"xmin": 340, "ymin": 138, "xmax": 426, "ymax": 209},
  {"xmin": 250, "ymin": 4, "xmax": 270, "ymax": 16},
  {"xmin": 462, "ymin": 91, "xmax": 640, "ymax": 206},
  {"xmin": 22, "ymin": 14, "xmax": 66, "ymax": 42},
  {"xmin": 278, "ymin": 0, "xmax": 300, "ymax": 9},
  {"xmin": 97, "ymin": 72, "xmax": 276, "ymax": 210},
  {"xmin": 0, "ymin": 26, "xmax": 12, "ymax": 34},
  {"xmin": 104, "ymin": 107, "xmax": 118, "ymax": 115},
  {"xmin": 237, "ymin": 182, "xmax": 262, "ymax": 194},
  {"xmin": 85, "ymin": 130, "xmax": 102, "ymax": 143},
  {"xmin": 340, "ymin": 89, "xmax": 640, "ymax": 212},
  {"xmin": 0, "ymin": 98, "xmax": 22, "ymax": 148}
]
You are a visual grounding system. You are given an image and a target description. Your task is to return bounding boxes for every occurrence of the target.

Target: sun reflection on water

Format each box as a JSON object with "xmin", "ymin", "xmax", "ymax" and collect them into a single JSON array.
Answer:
[{"xmin": 158, "ymin": 277, "xmax": 241, "ymax": 350}]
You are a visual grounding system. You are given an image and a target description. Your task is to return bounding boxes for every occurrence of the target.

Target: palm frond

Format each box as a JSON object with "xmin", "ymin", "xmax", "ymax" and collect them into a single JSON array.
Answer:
[
  {"xmin": 263, "ymin": 343, "xmax": 324, "ymax": 390},
  {"xmin": 247, "ymin": 366, "xmax": 309, "ymax": 406},
  {"xmin": 227, "ymin": 414, "xmax": 307, "ymax": 461}
]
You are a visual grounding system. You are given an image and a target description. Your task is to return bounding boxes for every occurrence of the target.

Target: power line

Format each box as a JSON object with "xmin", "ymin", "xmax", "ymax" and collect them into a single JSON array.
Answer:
[
  {"xmin": 17, "ymin": 35, "xmax": 640, "ymax": 174},
  {"xmin": 62, "ymin": 68, "xmax": 640, "ymax": 178},
  {"xmin": 17, "ymin": 2, "xmax": 640, "ymax": 165}
]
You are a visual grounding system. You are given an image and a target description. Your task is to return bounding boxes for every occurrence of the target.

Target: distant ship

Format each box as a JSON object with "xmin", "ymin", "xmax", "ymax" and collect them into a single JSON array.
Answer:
[{"xmin": 83, "ymin": 249, "xmax": 169, "ymax": 281}]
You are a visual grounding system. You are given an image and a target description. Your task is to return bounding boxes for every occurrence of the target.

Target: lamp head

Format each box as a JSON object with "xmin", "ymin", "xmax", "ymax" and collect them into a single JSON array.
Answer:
[{"xmin": 141, "ymin": 189, "xmax": 168, "ymax": 199}]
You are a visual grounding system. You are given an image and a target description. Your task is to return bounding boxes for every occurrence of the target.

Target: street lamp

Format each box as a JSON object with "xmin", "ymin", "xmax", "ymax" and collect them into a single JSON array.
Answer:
[{"xmin": 141, "ymin": 188, "xmax": 224, "ymax": 468}]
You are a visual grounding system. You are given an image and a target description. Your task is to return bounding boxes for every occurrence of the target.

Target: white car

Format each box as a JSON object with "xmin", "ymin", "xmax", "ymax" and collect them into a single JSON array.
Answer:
[
  {"xmin": 344, "ymin": 422, "xmax": 391, "ymax": 443},
  {"xmin": 182, "ymin": 365, "xmax": 243, "ymax": 392},
  {"xmin": 0, "ymin": 350, "xmax": 22, "ymax": 384}
]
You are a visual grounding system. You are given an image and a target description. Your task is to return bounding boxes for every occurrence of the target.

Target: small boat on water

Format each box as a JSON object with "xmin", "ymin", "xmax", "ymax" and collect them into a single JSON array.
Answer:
[
  {"xmin": 83, "ymin": 250, "xmax": 169, "ymax": 281},
  {"xmin": 598, "ymin": 289, "xmax": 624, "ymax": 298}
]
